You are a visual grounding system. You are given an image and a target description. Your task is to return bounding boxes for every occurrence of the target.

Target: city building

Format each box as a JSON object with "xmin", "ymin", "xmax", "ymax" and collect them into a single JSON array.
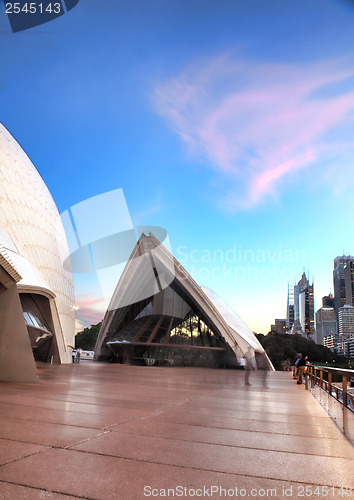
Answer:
[
  {"xmin": 322, "ymin": 294, "xmax": 335, "ymax": 308},
  {"xmin": 288, "ymin": 272, "xmax": 314, "ymax": 338},
  {"xmin": 270, "ymin": 319, "xmax": 288, "ymax": 334},
  {"xmin": 315, "ymin": 295, "xmax": 337, "ymax": 346},
  {"xmin": 337, "ymin": 337, "xmax": 354, "ymax": 359},
  {"xmin": 333, "ymin": 256, "xmax": 354, "ymax": 317},
  {"xmin": 95, "ymin": 233, "xmax": 272, "ymax": 370},
  {"xmin": 347, "ymin": 337, "xmax": 354, "ymax": 359},
  {"xmin": 323, "ymin": 334, "xmax": 338, "ymax": 352},
  {"xmin": 293, "ymin": 272, "xmax": 309, "ymax": 328},
  {"xmin": 344, "ymin": 260, "xmax": 354, "ymax": 307},
  {"xmin": 0, "ymin": 124, "xmax": 75, "ymax": 382},
  {"xmin": 286, "ymin": 284, "xmax": 294, "ymax": 329},
  {"xmin": 299, "ymin": 283, "xmax": 315, "ymax": 339},
  {"xmin": 338, "ymin": 304, "xmax": 354, "ymax": 351}
]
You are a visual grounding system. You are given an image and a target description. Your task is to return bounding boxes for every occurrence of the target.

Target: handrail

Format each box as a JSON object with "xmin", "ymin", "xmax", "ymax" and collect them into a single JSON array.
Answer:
[
  {"xmin": 304, "ymin": 365, "xmax": 354, "ymax": 444},
  {"xmin": 313, "ymin": 366, "xmax": 354, "ymax": 376}
]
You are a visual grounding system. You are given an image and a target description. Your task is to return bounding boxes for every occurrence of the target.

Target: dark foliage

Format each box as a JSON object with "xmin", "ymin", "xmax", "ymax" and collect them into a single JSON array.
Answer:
[
  {"xmin": 256, "ymin": 331, "xmax": 348, "ymax": 370},
  {"xmin": 75, "ymin": 322, "xmax": 102, "ymax": 350}
]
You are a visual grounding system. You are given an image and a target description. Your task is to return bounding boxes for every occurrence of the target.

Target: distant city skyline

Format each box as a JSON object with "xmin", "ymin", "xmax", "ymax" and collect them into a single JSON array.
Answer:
[
  {"xmin": 1, "ymin": 0, "xmax": 354, "ymax": 334},
  {"xmin": 271, "ymin": 254, "xmax": 354, "ymax": 358}
]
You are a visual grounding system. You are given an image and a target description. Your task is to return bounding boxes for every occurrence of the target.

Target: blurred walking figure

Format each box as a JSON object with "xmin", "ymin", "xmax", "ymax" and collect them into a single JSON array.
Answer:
[
  {"xmin": 282, "ymin": 358, "xmax": 291, "ymax": 372},
  {"xmin": 256, "ymin": 354, "xmax": 269, "ymax": 388},
  {"xmin": 76, "ymin": 348, "xmax": 82, "ymax": 364},
  {"xmin": 240, "ymin": 356, "xmax": 251, "ymax": 386}
]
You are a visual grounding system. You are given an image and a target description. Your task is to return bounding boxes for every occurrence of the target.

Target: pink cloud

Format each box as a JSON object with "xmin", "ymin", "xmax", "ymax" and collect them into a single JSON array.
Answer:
[
  {"xmin": 154, "ymin": 55, "xmax": 354, "ymax": 209},
  {"xmin": 74, "ymin": 295, "xmax": 107, "ymax": 332}
]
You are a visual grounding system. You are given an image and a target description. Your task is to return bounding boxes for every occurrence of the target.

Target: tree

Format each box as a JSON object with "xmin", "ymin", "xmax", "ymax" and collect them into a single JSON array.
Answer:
[
  {"xmin": 75, "ymin": 322, "xmax": 102, "ymax": 350},
  {"xmin": 256, "ymin": 332, "xmax": 347, "ymax": 370}
]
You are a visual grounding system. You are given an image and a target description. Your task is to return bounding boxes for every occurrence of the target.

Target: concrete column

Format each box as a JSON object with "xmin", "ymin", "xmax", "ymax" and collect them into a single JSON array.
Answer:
[{"xmin": 0, "ymin": 283, "xmax": 38, "ymax": 383}]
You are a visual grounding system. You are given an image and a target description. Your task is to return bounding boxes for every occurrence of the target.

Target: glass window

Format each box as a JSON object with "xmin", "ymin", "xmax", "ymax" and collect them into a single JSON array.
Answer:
[
  {"xmin": 23, "ymin": 311, "xmax": 34, "ymax": 326},
  {"xmin": 20, "ymin": 294, "xmax": 52, "ymax": 333}
]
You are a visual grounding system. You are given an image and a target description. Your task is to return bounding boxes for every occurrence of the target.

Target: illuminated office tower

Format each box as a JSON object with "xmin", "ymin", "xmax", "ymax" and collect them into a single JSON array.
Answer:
[
  {"xmin": 294, "ymin": 273, "xmax": 309, "ymax": 325},
  {"xmin": 291, "ymin": 272, "xmax": 314, "ymax": 337},
  {"xmin": 299, "ymin": 281, "xmax": 315, "ymax": 339},
  {"xmin": 286, "ymin": 284, "xmax": 294, "ymax": 329}
]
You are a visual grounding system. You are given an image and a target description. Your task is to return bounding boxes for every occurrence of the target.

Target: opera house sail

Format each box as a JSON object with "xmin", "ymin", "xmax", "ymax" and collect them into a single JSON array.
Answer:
[
  {"xmin": 0, "ymin": 123, "xmax": 75, "ymax": 382},
  {"xmin": 95, "ymin": 233, "xmax": 272, "ymax": 370}
]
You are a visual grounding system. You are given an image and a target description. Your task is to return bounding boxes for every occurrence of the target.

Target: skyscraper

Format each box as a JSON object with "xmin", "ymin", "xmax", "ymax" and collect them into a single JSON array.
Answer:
[
  {"xmin": 289, "ymin": 272, "xmax": 315, "ymax": 338},
  {"xmin": 299, "ymin": 282, "xmax": 315, "ymax": 339},
  {"xmin": 333, "ymin": 256, "xmax": 354, "ymax": 316},
  {"xmin": 294, "ymin": 272, "xmax": 309, "ymax": 328},
  {"xmin": 286, "ymin": 284, "xmax": 294, "ymax": 329},
  {"xmin": 344, "ymin": 260, "xmax": 354, "ymax": 307}
]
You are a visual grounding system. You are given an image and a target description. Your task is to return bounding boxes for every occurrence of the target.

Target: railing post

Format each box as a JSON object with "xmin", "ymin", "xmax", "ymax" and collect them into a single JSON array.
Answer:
[
  {"xmin": 320, "ymin": 369, "xmax": 323, "ymax": 390},
  {"xmin": 328, "ymin": 372, "xmax": 332, "ymax": 396},
  {"xmin": 342, "ymin": 375, "xmax": 348, "ymax": 435},
  {"xmin": 342, "ymin": 375, "xmax": 348, "ymax": 408}
]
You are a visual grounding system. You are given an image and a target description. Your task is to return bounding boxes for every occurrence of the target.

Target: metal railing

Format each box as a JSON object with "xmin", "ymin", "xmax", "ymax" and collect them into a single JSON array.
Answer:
[{"xmin": 305, "ymin": 366, "xmax": 354, "ymax": 444}]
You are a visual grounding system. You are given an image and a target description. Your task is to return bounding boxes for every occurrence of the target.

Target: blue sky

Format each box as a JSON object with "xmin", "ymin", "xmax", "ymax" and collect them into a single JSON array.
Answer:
[{"xmin": 1, "ymin": 0, "xmax": 354, "ymax": 333}]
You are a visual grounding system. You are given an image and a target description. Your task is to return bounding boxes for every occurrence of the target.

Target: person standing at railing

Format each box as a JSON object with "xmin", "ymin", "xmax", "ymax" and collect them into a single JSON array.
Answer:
[
  {"xmin": 296, "ymin": 355, "xmax": 308, "ymax": 385},
  {"xmin": 293, "ymin": 353, "xmax": 302, "ymax": 379},
  {"xmin": 349, "ymin": 365, "xmax": 354, "ymax": 387}
]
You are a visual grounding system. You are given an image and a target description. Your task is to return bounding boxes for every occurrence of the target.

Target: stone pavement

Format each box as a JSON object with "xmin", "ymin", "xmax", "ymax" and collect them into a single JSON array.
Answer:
[{"xmin": 0, "ymin": 363, "xmax": 353, "ymax": 499}]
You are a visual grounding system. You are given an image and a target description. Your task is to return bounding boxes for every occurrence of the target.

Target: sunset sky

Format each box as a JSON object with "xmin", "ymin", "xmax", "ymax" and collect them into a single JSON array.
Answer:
[{"xmin": 1, "ymin": 0, "xmax": 354, "ymax": 333}]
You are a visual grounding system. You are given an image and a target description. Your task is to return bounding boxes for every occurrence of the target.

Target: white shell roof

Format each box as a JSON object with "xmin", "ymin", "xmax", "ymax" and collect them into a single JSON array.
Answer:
[
  {"xmin": 201, "ymin": 287, "xmax": 264, "ymax": 352},
  {"xmin": 2, "ymin": 243, "xmax": 49, "ymax": 291},
  {"xmin": 0, "ymin": 123, "xmax": 75, "ymax": 359},
  {"xmin": 96, "ymin": 233, "xmax": 267, "ymax": 362}
]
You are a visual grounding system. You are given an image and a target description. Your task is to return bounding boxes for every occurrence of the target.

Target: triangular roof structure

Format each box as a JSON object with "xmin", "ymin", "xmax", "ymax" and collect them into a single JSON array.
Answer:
[{"xmin": 95, "ymin": 233, "xmax": 273, "ymax": 370}]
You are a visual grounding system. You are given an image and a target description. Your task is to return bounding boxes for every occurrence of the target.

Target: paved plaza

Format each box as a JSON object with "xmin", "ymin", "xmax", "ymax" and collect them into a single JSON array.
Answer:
[{"xmin": 0, "ymin": 363, "xmax": 353, "ymax": 499}]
